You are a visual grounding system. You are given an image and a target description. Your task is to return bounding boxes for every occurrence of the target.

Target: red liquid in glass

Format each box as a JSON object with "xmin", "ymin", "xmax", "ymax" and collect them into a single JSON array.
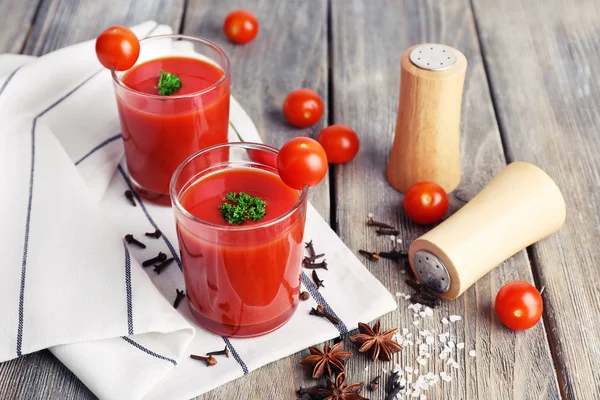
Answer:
[
  {"xmin": 177, "ymin": 167, "xmax": 305, "ymax": 337},
  {"xmin": 117, "ymin": 56, "xmax": 230, "ymax": 197}
]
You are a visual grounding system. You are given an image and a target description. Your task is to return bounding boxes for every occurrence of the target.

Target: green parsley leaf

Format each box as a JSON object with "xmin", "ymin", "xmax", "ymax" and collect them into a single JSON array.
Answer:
[
  {"xmin": 220, "ymin": 192, "xmax": 266, "ymax": 225},
  {"xmin": 157, "ymin": 70, "xmax": 181, "ymax": 96}
]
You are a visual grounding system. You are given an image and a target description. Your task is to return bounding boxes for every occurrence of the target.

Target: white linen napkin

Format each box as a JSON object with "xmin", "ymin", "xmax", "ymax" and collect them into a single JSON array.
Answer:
[{"xmin": 0, "ymin": 21, "xmax": 397, "ymax": 400}]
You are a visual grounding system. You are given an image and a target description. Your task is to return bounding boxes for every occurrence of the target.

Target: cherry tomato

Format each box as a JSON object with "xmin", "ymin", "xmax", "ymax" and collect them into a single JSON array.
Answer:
[
  {"xmin": 495, "ymin": 281, "xmax": 543, "ymax": 330},
  {"xmin": 317, "ymin": 124, "xmax": 360, "ymax": 164},
  {"xmin": 283, "ymin": 89, "xmax": 324, "ymax": 128},
  {"xmin": 277, "ymin": 137, "xmax": 328, "ymax": 190},
  {"xmin": 95, "ymin": 26, "xmax": 140, "ymax": 71},
  {"xmin": 403, "ymin": 182, "xmax": 448, "ymax": 224},
  {"xmin": 223, "ymin": 9, "xmax": 259, "ymax": 44}
]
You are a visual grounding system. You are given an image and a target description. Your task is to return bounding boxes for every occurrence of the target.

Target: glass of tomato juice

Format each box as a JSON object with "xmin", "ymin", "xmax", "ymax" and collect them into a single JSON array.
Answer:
[
  {"xmin": 112, "ymin": 34, "xmax": 231, "ymax": 202},
  {"xmin": 170, "ymin": 143, "xmax": 308, "ymax": 337}
]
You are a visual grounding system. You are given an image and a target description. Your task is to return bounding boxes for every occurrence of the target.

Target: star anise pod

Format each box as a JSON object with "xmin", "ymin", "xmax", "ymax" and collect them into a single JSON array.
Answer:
[
  {"xmin": 300, "ymin": 341, "xmax": 352, "ymax": 379},
  {"xmin": 309, "ymin": 373, "xmax": 368, "ymax": 400},
  {"xmin": 349, "ymin": 320, "xmax": 402, "ymax": 361}
]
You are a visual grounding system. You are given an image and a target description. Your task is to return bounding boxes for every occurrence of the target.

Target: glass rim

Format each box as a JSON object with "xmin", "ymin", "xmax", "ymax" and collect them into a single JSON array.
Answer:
[
  {"xmin": 111, "ymin": 33, "xmax": 231, "ymax": 100},
  {"xmin": 170, "ymin": 142, "xmax": 309, "ymax": 231}
]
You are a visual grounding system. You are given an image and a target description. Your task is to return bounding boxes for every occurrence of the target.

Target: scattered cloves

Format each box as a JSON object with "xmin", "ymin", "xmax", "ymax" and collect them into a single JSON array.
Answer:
[
  {"xmin": 369, "ymin": 375, "xmax": 380, "ymax": 392},
  {"xmin": 142, "ymin": 252, "xmax": 167, "ymax": 267},
  {"xmin": 376, "ymin": 228, "xmax": 400, "ymax": 236},
  {"xmin": 296, "ymin": 383, "xmax": 325, "ymax": 397},
  {"xmin": 367, "ymin": 215, "xmax": 396, "ymax": 229},
  {"xmin": 405, "ymin": 279, "xmax": 422, "ymax": 291},
  {"xmin": 173, "ymin": 289, "xmax": 185, "ymax": 308},
  {"xmin": 145, "ymin": 229, "xmax": 162, "ymax": 239},
  {"xmin": 304, "ymin": 260, "xmax": 328, "ymax": 270},
  {"xmin": 190, "ymin": 354, "xmax": 218, "ymax": 366},
  {"xmin": 303, "ymin": 253, "xmax": 325, "ymax": 263},
  {"xmin": 299, "ymin": 291, "xmax": 310, "ymax": 301},
  {"xmin": 312, "ymin": 270, "xmax": 324, "ymax": 289},
  {"xmin": 153, "ymin": 257, "xmax": 175, "ymax": 274},
  {"xmin": 385, "ymin": 370, "xmax": 400, "ymax": 394},
  {"xmin": 206, "ymin": 346, "xmax": 229, "ymax": 358},
  {"xmin": 124, "ymin": 190, "xmax": 136, "ymax": 207},
  {"xmin": 379, "ymin": 249, "xmax": 408, "ymax": 262},
  {"xmin": 310, "ymin": 305, "xmax": 340, "ymax": 325},
  {"xmin": 333, "ymin": 335, "xmax": 343, "ymax": 344},
  {"xmin": 386, "ymin": 382, "xmax": 404, "ymax": 400},
  {"xmin": 358, "ymin": 250, "xmax": 380, "ymax": 261},
  {"xmin": 124, "ymin": 234, "xmax": 146, "ymax": 249},
  {"xmin": 411, "ymin": 293, "xmax": 437, "ymax": 309},
  {"xmin": 304, "ymin": 240, "xmax": 316, "ymax": 258}
]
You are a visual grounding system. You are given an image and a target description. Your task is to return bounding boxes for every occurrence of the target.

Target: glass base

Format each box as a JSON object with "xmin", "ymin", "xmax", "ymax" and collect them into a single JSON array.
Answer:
[
  {"xmin": 188, "ymin": 299, "xmax": 299, "ymax": 338},
  {"xmin": 128, "ymin": 173, "xmax": 172, "ymax": 206}
]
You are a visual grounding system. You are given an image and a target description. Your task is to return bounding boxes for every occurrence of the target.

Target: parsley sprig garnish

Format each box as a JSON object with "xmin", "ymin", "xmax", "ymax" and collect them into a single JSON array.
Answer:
[
  {"xmin": 157, "ymin": 70, "xmax": 181, "ymax": 96},
  {"xmin": 220, "ymin": 192, "xmax": 266, "ymax": 224}
]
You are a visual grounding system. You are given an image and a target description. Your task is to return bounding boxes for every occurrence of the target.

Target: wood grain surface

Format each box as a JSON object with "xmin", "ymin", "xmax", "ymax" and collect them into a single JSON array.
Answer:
[
  {"xmin": 1, "ymin": 0, "xmax": 599, "ymax": 398},
  {"xmin": 330, "ymin": 0, "xmax": 560, "ymax": 399},
  {"xmin": 471, "ymin": 0, "xmax": 600, "ymax": 398}
]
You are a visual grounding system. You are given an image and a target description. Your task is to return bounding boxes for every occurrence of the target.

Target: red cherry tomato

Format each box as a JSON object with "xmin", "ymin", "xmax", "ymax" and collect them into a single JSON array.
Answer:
[
  {"xmin": 283, "ymin": 89, "xmax": 324, "ymax": 128},
  {"xmin": 95, "ymin": 26, "xmax": 140, "ymax": 71},
  {"xmin": 317, "ymin": 124, "xmax": 360, "ymax": 164},
  {"xmin": 277, "ymin": 137, "xmax": 328, "ymax": 190},
  {"xmin": 223, "ymin": 9, "xmax": 259, "ymax": 44},
  {"xmin": 403, "ymin": 182, "xmax": 448, "ymax": 224},
  {"xmin": 495, "ymin": 281, "xmax": 543, "ymax": 330}
]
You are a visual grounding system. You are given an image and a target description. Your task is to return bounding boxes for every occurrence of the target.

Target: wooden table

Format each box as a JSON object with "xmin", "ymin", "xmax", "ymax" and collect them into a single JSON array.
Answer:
[{"xmin": 1, "ymin": 0, "xmax": 599, "ymax": 399}]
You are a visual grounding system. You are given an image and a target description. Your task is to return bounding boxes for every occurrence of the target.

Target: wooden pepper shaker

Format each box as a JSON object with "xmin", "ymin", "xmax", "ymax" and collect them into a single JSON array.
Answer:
[
  {"xmin": 386, "ymin": 44, "xmax": 467, "ymax": 193},
  {"xmin": 408, "ymin": 162, "xmax": 566, "ymax": 300}
]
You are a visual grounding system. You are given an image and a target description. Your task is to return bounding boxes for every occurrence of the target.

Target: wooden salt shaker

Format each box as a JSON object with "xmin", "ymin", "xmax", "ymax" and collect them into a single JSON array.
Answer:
[
  {"xmin": 408, "ymin": 162, "xmax": 566, "ymax": 300},
  {"xmin": 386, "ymin": 44, "xmax": 467, "ymax": 193}
]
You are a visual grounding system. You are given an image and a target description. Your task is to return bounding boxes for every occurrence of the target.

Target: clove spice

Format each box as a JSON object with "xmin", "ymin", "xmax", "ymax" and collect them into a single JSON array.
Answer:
[
  {"xmin": 358, "ymin": 250, "xmax": 380, "ymax": 261},
  {"xmin": 385, "ymin": 370, "xmax": 404, "ymax": 400},
  {"xmin": 379, "ymin": 249, "xmax": 408, "ymax": 262},
  {"xmin": 173, "ymin": 289, "xmax": 185, "ymax": 308},
  {"xmin": 376, "ymin": 228, "xmax": 400, "ymax": 236},
  {"xmin": 124, "ymin": 234, "xmax": 146, "ymax": 249},
  {"xmin": 310, "ymin": 305, "xmax": 340, "ymax": 325},
  {"xmin": 124, "ymin": 190, "xmax": 136, "ymax": 207},
  {"xmin": 299, "ymin": 291, "xmax": 310, "ymax": 301},
  {"xmin": 190, "ymin": 354, "xmax": 218, "ymax": 366},
  {"xmin": 296, "ymin": 383, "xmax": 325, "ymax": 397},
  {"xmin": 367, "ymin": 215, "xmax": 396, "ymax": 229},
  {"xmin": 304, "ymin": 260, "xmax": 328, "ymax": 270},
  {"xmin": 206, "ymin": 346, "xmax": 229, "ymax": 358},
  {"xmin": 145, "ymin": 229, "xmax": 162, "ymax": 239},
  {"xmin": 304, "ymin": 240, "xmax": 316, "ymax": 258},
  {"xmin": 303, "ymin": 253, "xmax": 325, "ymax": 263},
  {"xmin": 154, "ymin": 257, "xmax": 175, "ymax": 274},
  {"xmin": 406, "ymin": 279, "xmax": 441, "ymax": 308},
  {"xmin": 312, "ymin": 270, "xmax": 324, "ymax": 289},
  {"xmin": 142, "ymin": 252, "xmax": 167, "ymax": 267}
]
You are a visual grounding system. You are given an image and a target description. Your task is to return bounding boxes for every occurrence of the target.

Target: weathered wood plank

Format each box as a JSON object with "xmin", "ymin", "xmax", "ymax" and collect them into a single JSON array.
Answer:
[
  {"xmin": 331, "ymin": 0, "xmax": 561, "ymax": 399},
  {"xmin": 22, "ymin": 0, "xmax": 184, "ymax": 55},
  {"xmin": 182, "ymin": 0, "xmax": 329, "ymax": 398},
  {"xmin": 0, "ymin": 0, "xmax": 42, "ymax": 53},
  {"xmin": 471, "ymin": 0, "xmax": 600, "ymax": 398},
  {"xmin": 0, "ymin": 0, "xmax": 185, "ymax": 399}
]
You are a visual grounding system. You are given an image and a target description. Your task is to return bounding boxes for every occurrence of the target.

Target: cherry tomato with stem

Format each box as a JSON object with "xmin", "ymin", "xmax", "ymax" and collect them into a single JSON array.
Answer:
[
  {"xmin": 317, "ymin": 124, "xmax": 360, "ymax": 164},
  {"xmin": 495, "ymin": 281, "xmax": 543, "ymax": 330},
  {"xmin": 277, "ymin": 137, "xmax": 328, "ymax": 190},
  {"xmin": 223, "ymin": 10, "xmax": 259, "ymax": 44},
  {"xmin": 403, "ymin": 182, "xmax": 448, "ymax": 225},
  {"xmin": 283, "ymin": 89, "xmax": 324, "ymax": 128},
  {"xmin": 95, "ymin": 26, "xmax": 140, "ymax": 71}
]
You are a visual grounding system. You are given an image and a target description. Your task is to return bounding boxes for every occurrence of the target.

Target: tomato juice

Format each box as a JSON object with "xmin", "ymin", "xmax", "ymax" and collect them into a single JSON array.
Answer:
[
  {"xmin": 175, "ymin": 165, "xmax": 307, "ymax": 337},
  {"xmin": 115, "ymin": 55, "xmax": 230, "ymax": 199}
]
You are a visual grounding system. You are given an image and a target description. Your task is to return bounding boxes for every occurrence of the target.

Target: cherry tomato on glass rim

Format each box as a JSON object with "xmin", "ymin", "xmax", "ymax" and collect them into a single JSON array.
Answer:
[
  {"xmin": 95, "ymin": 26, "xmax": 140, "ymax": 71},
  {"xmin": 403, "ymin": 182, "xmax": 448, "ymax": 225},
  {"xmin": 283, "ymin": 89, "xmax": 324, "ymax": 128},
  {"xmin": 317, "ymin": 124, "xmax": 360, "ymax": 164},
  {"xmin": 495, "ymin": 281, "xmax": 543, "ymax": 330},
  {"xmin": 224, "ymin": 9, "xmax": 259, "ymax": 44},
  {"xmin": 277, "ymin": 137, "xmax": 328, "ymax": 190}
]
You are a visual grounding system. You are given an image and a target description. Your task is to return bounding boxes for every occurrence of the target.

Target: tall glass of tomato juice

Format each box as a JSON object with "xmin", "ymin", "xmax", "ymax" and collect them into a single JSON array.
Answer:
[
  {"xmin": 170, "ymin": 143, "xmax": 309, "ymax": 337},
  {"xmin": 112, "ymin": 34, "xmax": 230, "ymax": 203}
]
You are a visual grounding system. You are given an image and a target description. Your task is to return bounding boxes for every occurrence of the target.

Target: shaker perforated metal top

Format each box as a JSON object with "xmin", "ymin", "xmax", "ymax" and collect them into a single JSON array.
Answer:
[
  {"xmin": 413, "ymin": 251, "xmax": 450, "ymax": 293},
  {"xmin": 409, "ymin": 44, "xmax": 457, "ymax": 71}
]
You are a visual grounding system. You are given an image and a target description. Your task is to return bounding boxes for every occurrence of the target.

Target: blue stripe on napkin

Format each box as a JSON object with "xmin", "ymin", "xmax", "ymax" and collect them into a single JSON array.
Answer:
[
  {"xmin": 74, "ymin": 133, "xmax": 122, "ymax": 165},
  {"xmin": 121, "ymin": 337, "xmax": 177, "ymax": 366},
  {"xmin": 0, "ymin": 66, "xmax": 21, "ymax": 97},
  {"xmin": 301, "ymin": 272, "xmax": 348, "ymax": 336},
  {"xmin": 124, "ymin": 243, "xmax": 134, "ymax": 335}
]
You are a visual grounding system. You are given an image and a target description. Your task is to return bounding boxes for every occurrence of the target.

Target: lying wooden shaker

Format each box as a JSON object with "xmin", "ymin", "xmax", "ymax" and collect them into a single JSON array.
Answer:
[
  {"xmin": 386, "ymin": 44, "xmax": 467, "ymax": 193},
  {"xmin": 408, "ymin": 162, "xmax": 566, "ymax": 300}
]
